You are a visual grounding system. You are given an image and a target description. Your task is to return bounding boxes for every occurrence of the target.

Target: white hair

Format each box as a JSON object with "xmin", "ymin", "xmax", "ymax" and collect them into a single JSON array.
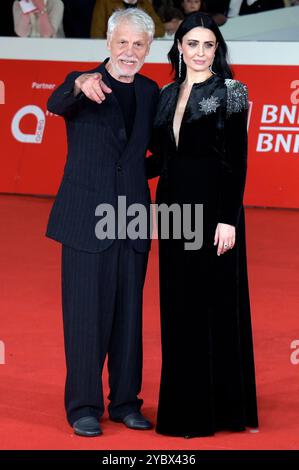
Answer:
[{"xmin": 107, "ymin": 8, "xmax": 155, "ymax": 41}]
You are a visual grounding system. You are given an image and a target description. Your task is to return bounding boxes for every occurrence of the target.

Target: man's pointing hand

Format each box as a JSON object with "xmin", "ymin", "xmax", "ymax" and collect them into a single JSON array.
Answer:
[{"xmin": 74, "ymin": 73, "xmax": 112, "ymax": 104}]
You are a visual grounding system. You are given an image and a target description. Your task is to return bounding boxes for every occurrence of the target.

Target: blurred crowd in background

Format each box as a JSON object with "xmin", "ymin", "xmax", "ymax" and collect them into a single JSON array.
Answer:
[{"xmin": 0, "ymin": 0, "xmax": 298, "ymax": 39}]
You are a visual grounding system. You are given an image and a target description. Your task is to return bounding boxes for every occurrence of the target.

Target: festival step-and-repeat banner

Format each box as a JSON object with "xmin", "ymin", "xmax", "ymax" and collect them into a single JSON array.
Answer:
[{"xmin": 0, "ymin": 39, "xmax": 298, "ymax": 208}]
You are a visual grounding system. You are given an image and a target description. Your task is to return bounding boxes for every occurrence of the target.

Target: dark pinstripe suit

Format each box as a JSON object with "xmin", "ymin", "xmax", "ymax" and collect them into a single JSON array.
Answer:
[{"xmin": 46, "ymin": 60, "xmax": 159, "ymax": 425}]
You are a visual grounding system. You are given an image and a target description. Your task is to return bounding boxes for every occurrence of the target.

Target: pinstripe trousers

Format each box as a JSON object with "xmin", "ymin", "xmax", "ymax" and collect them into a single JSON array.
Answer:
[{"xmin": 61, "ymin": 240, "xmax": 149, "ymax": 425}]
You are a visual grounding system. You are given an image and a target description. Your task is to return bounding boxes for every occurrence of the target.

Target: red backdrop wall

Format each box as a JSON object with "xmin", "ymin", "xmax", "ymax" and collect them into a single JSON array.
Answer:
[{"xmin": 0, "ymin": 59, "xmax": 299, "ymax": 208}]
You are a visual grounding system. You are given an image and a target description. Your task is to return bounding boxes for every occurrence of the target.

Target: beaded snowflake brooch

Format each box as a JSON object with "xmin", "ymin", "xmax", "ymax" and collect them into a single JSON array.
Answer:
[{"xmin": 198, "ymin": 95, "xmax": 220, "ymax": 114}]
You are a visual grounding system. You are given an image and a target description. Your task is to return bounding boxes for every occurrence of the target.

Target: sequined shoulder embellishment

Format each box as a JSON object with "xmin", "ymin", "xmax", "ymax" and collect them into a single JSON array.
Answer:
[
  {"xmin": 225, "ymin": 79, "xmax": 248, "ymax": 116},
  {"xmin": 198, "ymin": 95, "xmax": 220, "ymax": 115}
]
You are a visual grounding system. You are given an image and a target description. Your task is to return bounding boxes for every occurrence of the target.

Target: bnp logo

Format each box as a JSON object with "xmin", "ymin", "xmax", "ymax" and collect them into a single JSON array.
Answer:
[{"xmin": 0, "ymin": 80, "xmax": 4, "ymax": 104}]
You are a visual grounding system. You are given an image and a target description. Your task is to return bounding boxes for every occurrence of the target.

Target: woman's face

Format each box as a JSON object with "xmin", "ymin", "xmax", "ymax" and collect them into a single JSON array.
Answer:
[
  {"xmin": 178, "ymin": 27, "xmax": 217, "ymax": 75},
  {"xmin": 181, "ymin": 0, "xmax": 202, "ymax": 15}
]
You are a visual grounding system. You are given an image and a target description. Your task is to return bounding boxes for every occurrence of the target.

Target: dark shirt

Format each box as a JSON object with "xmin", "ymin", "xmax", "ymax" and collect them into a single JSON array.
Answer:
[{"xmin": 106, "ymin": 70, "xmax": 136, "ymax": 139}]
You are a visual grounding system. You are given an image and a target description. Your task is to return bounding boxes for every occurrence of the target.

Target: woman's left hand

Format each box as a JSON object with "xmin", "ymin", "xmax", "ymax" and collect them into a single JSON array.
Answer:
[{"xmin": 214, "ymin": 223, "xmax": 235, "ymax": 256}]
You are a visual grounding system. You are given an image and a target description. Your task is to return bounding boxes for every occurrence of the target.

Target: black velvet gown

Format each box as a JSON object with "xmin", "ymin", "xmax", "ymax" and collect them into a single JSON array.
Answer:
[{"xmin": 147, "ymin": 74, "xmax": 259, "ymax": 437}]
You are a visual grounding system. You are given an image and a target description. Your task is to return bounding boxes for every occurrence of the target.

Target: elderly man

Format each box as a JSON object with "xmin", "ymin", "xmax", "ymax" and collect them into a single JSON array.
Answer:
[{"xmin": 46, "ymin": 8, "xmax": 159, "ymax": 437}]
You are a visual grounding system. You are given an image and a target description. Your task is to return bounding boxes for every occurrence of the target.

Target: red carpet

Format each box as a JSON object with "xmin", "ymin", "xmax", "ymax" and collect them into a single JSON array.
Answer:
[{"xmin": 0, "ymin": 194, "xmax": 299, "ymax": 450}]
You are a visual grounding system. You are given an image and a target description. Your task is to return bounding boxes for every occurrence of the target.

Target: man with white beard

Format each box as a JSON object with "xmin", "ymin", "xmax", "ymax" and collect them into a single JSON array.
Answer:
[{"xmin": 46, "ymin": 8, "xmax": 159, "ymax": 437}]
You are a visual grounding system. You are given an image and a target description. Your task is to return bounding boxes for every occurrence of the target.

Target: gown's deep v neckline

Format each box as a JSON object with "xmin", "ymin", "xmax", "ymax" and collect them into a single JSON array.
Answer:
[
  {"xmin": 172, "ymin": 85, "xmax": 192, "ymax": 150},
  {"xmin": 171, "ymin": 74, "xmax": 216, "ymax": 151}
]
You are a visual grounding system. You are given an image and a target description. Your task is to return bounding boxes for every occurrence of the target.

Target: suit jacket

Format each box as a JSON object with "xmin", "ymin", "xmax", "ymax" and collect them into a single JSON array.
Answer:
[
  {"xmin": 46, "ymin": 59, "xmax": 159, "ymax": 253},
  {"xmin": 240, "ymin": 0, "xmax": 285, "ymax": 14},
  {"xmin": 90, "ymin": 0, "xmax": 165, "ymax": 38}
]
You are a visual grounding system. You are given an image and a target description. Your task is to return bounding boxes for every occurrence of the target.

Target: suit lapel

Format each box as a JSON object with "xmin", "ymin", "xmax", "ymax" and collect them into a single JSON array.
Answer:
[{"xmin": 95, "ymin": 62, "xmax": 146, "ymax": 160}]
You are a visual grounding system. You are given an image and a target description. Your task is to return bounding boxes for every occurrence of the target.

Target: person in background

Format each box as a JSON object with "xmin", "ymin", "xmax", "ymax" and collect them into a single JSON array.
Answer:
[
  {"xmin": 13, "ymin": 0, "xmax": 64, "ymax": 37},
  {"xmin": 91, "ymin": 0, "xmax": 165, "ymax": 38},
  {"xmin": 158, "ymin": 5, "xmax": 184, "ymax": 37},
  {"xmin": 180, "ymin": 0, "xmax": 204, "ymax": 15},
  {"xmin": 180, "ymin": 0, "xmax": 227, "ymax": 25},
  {"xmin": 0, "ymin": 0, "xmax": 15, "ymax": 36},
  {"xmin": 62, "ymin": 0, "xmax": 95, "ymax": 38},
  {"xmin": 228, "ymin": 0, "xmax": 285, "ymax": 17}
]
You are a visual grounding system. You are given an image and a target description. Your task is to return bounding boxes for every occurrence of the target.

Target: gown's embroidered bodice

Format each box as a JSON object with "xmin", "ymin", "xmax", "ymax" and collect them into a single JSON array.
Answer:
[
  {"xmin": 152, "ymin": 75, "xmax": 248, "ymax": 163},
  {"xmin": 147, "ymin": 75, "xmax": 249, "ymax": 227}
]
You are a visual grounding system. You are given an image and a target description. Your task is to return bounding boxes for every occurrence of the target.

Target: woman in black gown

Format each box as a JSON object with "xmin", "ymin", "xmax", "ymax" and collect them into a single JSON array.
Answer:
[{"xmin": 147, "ymin": 12, "xmax": 259, "ymax": 438}]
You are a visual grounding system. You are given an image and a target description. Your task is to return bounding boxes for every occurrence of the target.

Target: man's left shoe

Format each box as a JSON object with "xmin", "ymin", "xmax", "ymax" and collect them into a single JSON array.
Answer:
[
  {"xmin": 73, "ymin": 416, "xmax": 102, "ymax": 437},
  {"xmin": 111, "ymin": 412, "xmax": 152, "ymax": 430}
]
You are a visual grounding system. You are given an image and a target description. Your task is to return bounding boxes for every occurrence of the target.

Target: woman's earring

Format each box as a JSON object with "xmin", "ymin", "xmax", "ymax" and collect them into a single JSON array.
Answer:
[
  {"xmin": 209, "ymin": 58, "xmax": 216, "ymax": 75},
  {"xmin": 179, "ymin": 52, "xmax": 182, "ymax": 78}
]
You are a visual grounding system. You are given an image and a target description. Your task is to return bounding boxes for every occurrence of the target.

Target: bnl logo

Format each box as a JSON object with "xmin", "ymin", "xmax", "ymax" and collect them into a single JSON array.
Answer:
[{"xmin": 0, "ymin": 80, "xmax": 4, "ymax": 104}]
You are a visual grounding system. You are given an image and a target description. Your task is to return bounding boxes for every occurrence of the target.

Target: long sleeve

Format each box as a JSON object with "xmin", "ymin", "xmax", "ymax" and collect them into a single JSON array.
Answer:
[
  {"xmin": 217, "ymin": 81, "xmax": 249, "ymax": 227},
  {"xmin": 13, "ymin": 0, "xmax": 64, "ymax": 38},
  {"xmin": 43, "ymin": 0, "xmax": 64, "ymax": 37},
  {"xmin": 13, "ymin": 1, "xmax": 31, "ymax": 37},
  {"xmin": 37, "ymin": 13, "xmax": 54, "ymax": 37},
  {"xmin": 47, "ymin": 71, "xmax": 85, "ymax": 117}
]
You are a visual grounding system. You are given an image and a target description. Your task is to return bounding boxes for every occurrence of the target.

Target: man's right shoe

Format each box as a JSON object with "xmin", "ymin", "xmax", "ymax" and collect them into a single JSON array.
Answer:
[{"xmin": 73, "ymin": 416, "xmax": 102, "ymax": 437}]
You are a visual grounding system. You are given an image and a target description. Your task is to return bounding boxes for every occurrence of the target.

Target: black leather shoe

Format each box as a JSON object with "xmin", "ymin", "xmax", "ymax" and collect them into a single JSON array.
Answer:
[
  {"xmin": 112, "ymin": 412, "xmax": 152, "ymax": 430},
  {"xmin": 73, "ymin": 416, "xmax": 102, "ymax": 437}
]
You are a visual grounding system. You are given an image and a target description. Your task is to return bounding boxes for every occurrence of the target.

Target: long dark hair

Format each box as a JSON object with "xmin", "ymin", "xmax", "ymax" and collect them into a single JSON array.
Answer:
[{"xmin": 168, "ymin": 12, "xmax": 233, "ymax": 81}]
